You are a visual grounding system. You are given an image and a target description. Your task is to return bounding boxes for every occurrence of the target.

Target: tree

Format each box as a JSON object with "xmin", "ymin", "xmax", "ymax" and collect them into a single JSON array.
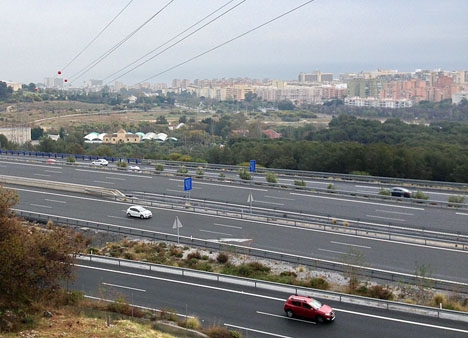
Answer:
[
  {"xmin": 277, "ymin": 100, "xmax": 295, "ymax": 111},
  {"xmin": 0, "ymin": 81, "xmax": 13, "ymax": 100},
  {"xmin": 0, "ymin": 186, "xmax": 87, "ymax": 307},
  {"xmin": 31, "ymin": 127, "xmax": 44, "ymax": 140}
]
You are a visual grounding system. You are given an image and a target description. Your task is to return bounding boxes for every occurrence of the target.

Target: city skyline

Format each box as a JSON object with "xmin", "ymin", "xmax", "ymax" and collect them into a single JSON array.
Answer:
[{"xmin": 1, "ymin": 1, "xmax": 467, "ymax": 85}]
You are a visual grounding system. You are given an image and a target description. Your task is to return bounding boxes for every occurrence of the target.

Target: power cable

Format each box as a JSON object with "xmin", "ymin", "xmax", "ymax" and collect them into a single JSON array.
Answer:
[
  {"xmin": 68, "ymin": 0, "xmax": 175, "ymax": 84},
  {"xmin": 136, "ymin": 0, "xmax": 315, "ymax": 84},
  {"xmin": 59, "ymin": 0, "xmax": 134, "ymax": 73},
  {"xmin": 103, "ymin": 0, "xmax": 242, "ymax": 84}
]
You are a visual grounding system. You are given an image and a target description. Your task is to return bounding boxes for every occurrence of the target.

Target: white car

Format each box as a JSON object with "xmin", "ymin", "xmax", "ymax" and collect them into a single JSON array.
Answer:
[
  {"xmin": 126, "ymin": 205, "xmax": 152, "ymax": 219},
  {"xmin": 128, "ymin": 165, "xmax": 141, "ymax": 172},
  {"xmin": 91, "ymin": 159, "xmax": 108, "ymax": 166}
]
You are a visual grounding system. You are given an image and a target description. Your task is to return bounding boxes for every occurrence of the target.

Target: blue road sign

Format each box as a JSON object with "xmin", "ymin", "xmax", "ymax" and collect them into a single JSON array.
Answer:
[
  {"xmin": 250, "ymin": 159, "xmax": 256, "ymax": 172},
  {"xmin": 184, "ymin": 177, "xmax": 192, "ymax": 191}
]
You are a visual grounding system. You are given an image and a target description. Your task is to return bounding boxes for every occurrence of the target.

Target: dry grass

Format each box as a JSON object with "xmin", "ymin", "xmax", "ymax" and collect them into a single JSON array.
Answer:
[{"xmin": 0, "ymin": 307, "xmax": 177, "ymax": 338}]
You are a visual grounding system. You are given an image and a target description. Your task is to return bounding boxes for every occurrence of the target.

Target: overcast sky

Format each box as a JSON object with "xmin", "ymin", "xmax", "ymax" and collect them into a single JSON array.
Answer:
[{"xmin": 1, "ymin": 0, "xmax": 467, "ymax": 86}]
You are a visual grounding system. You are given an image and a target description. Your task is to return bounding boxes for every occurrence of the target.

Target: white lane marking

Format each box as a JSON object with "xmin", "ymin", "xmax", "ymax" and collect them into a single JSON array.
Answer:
[
  {"xmin": 44, "ymin": 199, "xmax": 66, "ymax": 203},
  {"xmin": 254, "ymin": 200, "xmax": 284, "ymax": 206},
  {"xmin": 264, "ymin": 195, "xmax": 295, "ymax": 201},
  {"xmin": 226, "ymin": 322, "xmax": 299, "ymax": 337},
  {"xmin": 44, "ymin": 170, "xmax": 62, "ymax": 173},
  {"xmin": 456, "ymin": 212, "xmax": 468, "ymax": 216},
  {"xmin": 256, "ymin": 311, "xmax": 316, "ymax": 324},
  {"xmin": 214, "ymin": 223, "xmax": 242, "ymax": 229},
  {"xmin": 102, "ymin": 282, "xmax": 145, "ymax": 292},
  {"xmin": 330, "ymin": 241, "xmax": 371, "ymax": 249},
  {"xmin": 366, "ymin": 215, "xmax": 405, "ymax": 222},
  {"xmin": 105, "ymin": 177, "xmax": 125, "ymax": 181},
  {"xmin": 107, "ymin": 215, "xmax": 127, "ymax": 220},
  {"xmin": 281, "ymin": 179, "xmax": 329, "ymax": 185},
  {"xmin": 375, "ymin": 209, "xmax": 414, "ymax": 216},
  {"xmin": 33, "ymin": 173, "xmax": 51, "ymax": 177},
  {"xmin": 76, "ymin": 168, "xmax": 153, "ymax": 179},
  {"xmin": 30, "ymin": 204, "xmax": 52, "ymax": 208},
  {"xmin": 318, "ymin": 248, "xmax": 348, "ymax": 255},
  {"xmin": 290, "ymin": 192, "xmax": 424, "ymax": 211},
  {"xmin": 93, "ymin": 180, "xmax": 114, "ymax": 185},
  {"xmin": 78, "ymin": 264, "xmax": 468, "ymax": 335},
  {"xmin": 200, "ymin": 229, "xmax": 232, "ymax": 236},
  {"xmin": 166, "ymin": 189, "xmax": 181, "ymax": 193},
  {"xmin": 335, "ymin": 307, "xmax": 468, "ymax": 334}
]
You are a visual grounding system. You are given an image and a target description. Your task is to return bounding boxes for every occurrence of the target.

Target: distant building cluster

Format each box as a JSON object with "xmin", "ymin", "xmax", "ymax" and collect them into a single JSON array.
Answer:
[
  {"xmin": 4, "ymin": 68, "xmax": 467, "ymax": 110},
  {"xmin": 345, "ymin": 69, "xmax": 468, "ymax": 107},
  {"xmin": 83, "ymin": 129, "xmax": 178, "ymax": 144}
]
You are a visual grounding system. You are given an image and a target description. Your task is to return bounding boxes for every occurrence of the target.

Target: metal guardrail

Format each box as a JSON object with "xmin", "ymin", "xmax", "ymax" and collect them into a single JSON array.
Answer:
[
  {"xmin": 17, "ymin": 209, "xmax": 468, "ymax": 294},
  {"xmin": 124, "ymin": 191, "xmax": 468, "ymax": 245},
  {"xmin": 2, "ymin": 149, "xmax": 468, "ymax": 192},
  {"xmin": 0, "ymin": 174, "xmax": 126, "ymax": 199},
  {"xmin": 5, "ymin": 169, "xmax": 468, "ymax": 245},
  {"xmin": 76, "ymin": 254, "xmax": 468, "ymax": 323}
]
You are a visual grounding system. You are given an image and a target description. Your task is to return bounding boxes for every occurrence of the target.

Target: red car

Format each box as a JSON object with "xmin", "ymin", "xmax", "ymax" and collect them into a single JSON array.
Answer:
[{"xmin": 284, "ymin": 295, "xmax": 335, "ymax": 323}]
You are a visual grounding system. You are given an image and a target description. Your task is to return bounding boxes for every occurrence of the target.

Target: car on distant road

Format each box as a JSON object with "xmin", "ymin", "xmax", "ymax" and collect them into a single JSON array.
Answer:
[
  {"xmin": 91, "ymin": 159, "xmax": 108, "ymax": 166},
  {"xmin": 390, "ymin": 187, "xmax": 412, "ymax": 198},
  {"xmin": 128, "ymin": 165, "xmax": 141, "ymax": 172},
  {"xmin": 126, "ymin": 205, "xmax": 152, "ymax": 219},
  {"xmin": 284, "ymin": 295, "xmax": 335, "ymax": 323}
]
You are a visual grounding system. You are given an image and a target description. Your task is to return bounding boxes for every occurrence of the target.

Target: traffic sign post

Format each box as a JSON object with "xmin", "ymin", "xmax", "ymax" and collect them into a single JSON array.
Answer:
[
  {"xmin": 247, "ymin": 192, "xmax": 254, "ymax": 214},
  {"xmin": 250, "ymin": 159, "xmax": 256, "ymax": 182},
  {"xmin": 172, "ymin": 216, "xmax": 183, "ymax": 244},
  {"xmin": 184, "ymin": 177, "xmax": 192, "ymax": 204}
]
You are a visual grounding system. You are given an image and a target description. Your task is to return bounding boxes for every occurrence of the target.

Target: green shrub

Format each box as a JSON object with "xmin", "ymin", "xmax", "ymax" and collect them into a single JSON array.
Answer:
[
  {"xmin": 66, "ymin": 156, "xmax": 76, "ymax": 163},
  {"xmin": 196, "ymin": 167, "xmax": 204, "ymax": 176},
  {"xmin": 155, "ymin": 163, "xmax": 164, "ymax": 172},
  {"xmin": 265, "ymin": 172, "xmax": 278, "ymax": 183},
  {"xmin": 218, "ymin": 172, "xmax": 226, "ymax": 180},
  {"xmin": 177, "ymin": 166, "xmax": 189, "ymax": 174},
  {"xmin": 197, "ymin": 262, "xmax": 213, "ymax": 272},
  {"xmin": 309, "ymin": 277, "xmax": 330, "ymax": 290},
  {"xmin": 294, "ymin": 179, "xmax": 306, "ymax": 186},
  {"xmin": 239, "ymin": 169, "xmax": 252, "ymax": 180},
  {"xmin": 183, "ymin": 316, "xmax": 202, "ymax": 330},
  {"xmin": 412, "ymin": 190, "xmax": 429, "ymax": 200},
  {"xmin": 327, "ymin": 183, "xmax": 336, "ymax": 190},
  {"xmin": 448, "ymin": 195, "xmax": 466, "ymax": 204},
  {"xmin": 204, "ymin": 326, "xmax": 242, "ymax": 338},
  {"xmin": 379, "ymin": 188, "xmax": 391, "ymax": 196}
]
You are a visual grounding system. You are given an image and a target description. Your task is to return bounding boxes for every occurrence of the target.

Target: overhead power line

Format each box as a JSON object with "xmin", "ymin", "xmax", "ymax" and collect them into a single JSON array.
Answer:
[
  {"xmin": 68, "ymin": 0, "xmax": 175, "ymax": 84},
  {"xmin": 59, "ymin": 0, "xmax": 135, "ymax": 73},
  {"xmin": 104, "ymin": 0, "xmax": 243, "ymax": 84},
  {"xmin": 136, "ymin": 0, "xmax": 315, "ymax": 85}
]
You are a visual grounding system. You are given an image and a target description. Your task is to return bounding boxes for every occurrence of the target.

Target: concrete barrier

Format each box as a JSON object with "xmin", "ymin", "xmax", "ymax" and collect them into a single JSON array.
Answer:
[{"xmin": 0, "ymin": 175, "xmax": 126, "ymax": 199}]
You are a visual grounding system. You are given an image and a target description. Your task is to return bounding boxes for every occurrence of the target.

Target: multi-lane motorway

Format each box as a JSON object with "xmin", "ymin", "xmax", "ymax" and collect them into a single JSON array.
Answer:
[
  {"xmin": 2, "ymin": 158, "xmax": 468, "ymax": 337},
  {"xmin": 74, "ymin": 259, "xmax": 468, "ymax": 338}
]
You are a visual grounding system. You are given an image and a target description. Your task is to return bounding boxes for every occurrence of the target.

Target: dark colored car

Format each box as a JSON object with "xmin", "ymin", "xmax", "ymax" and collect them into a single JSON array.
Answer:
[
  {"xmin": 390, "ymin": 187, "xmax": 412, "ymax": 198},
  {"xmin": 284, "ymin": 295, "xmax": 335, "ymax": 323}
]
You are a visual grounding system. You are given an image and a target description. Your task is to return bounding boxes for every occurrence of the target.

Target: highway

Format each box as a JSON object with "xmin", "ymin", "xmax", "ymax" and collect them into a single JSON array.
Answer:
[
  {"xmin": 2, "ymin": 158, "xmax": 468, "ymax": 236},
  {"xmin": 12, "ymin": 185, "xmax": 468, "ymax": 285},
  {"xmin": 3, "ymin": 156, "xmax": 468, "ymax": 335},
  {"xmin": 73, "ymin": 259, "xmax": 468, "ymax": 338}
]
